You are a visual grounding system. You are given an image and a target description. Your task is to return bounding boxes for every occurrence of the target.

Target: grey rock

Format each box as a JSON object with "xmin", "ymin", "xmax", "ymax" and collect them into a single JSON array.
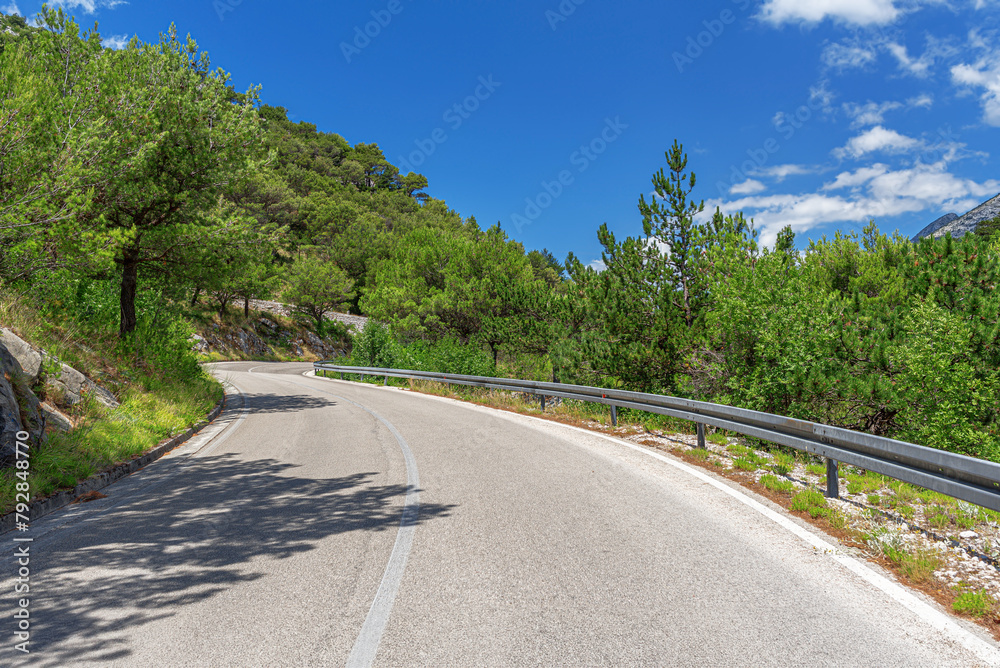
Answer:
[
  {"xmin": 47, "ymin": 363, "xmax": 119, "ymax": 409},
  {"xmin": 191, "ymin": 334, "xmax": 209, "ymax": 353},
  {"xmin": 0, "ymin": 342, "xmax": 43, "ymax": 464},
  {"xmin": 40, "ymin": 402, "xmax": 73, "ymax": 433},
  {"xmin": 915, "ymin": 193, "xmax": 1000, "ymax": 240},
  {"xmin": 0, "ymin": 328, "xmax": 42, "ymax": 384},
  {"xmin": 959, "ymin": 530, "xmax": 979, "ymax": 539}
]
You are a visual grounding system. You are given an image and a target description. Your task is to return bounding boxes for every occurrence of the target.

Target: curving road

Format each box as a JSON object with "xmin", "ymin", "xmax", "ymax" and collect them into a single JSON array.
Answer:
[{"xmin": 3, "ymin": 361, "xmax": 999, "ymax": 667}]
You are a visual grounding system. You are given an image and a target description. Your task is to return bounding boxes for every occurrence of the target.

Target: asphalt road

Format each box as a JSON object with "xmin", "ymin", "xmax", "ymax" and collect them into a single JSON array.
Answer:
[{"xmin": 3, "ymin": 361, "xmax": 999, "ymax": 667}]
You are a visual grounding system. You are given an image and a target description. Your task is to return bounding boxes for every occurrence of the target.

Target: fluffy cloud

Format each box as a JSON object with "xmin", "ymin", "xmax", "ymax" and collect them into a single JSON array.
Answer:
[
  {"xmin": 711, "ymin": 161, "xmax": 999, "ymax": 247},
  {"xmin": 730, "ymin": 179, "xmax": 767, "ymax": 195},
  {"xmin": 951, "ymin": 34, "xmax": 1000, "ymax": 126},
  {"xmin": 1, "ymin": 2, "xmax": 19, "ymax": 14},
  {"xmin": 758, "ymin": 0, "xmax": 900, "ymax": 26},
  {"xmin": 834, "ymin": 125, "xmax": 922, "ymax": 159}
]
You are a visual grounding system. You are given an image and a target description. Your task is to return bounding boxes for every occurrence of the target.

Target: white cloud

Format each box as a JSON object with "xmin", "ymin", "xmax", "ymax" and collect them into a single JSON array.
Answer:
[
  {"xmin": 587, "ymin": 259, "xmax": 607, "ymax": 272},
  {"xmin": 886, "ymin": 35, "xmax": 960, "ymax": 78},
  {"xmin": 951, "ymin": 33, "xmax": 1000, "ymax": 126},
  {"xmin": 822, "ymin": 164, "xmax": 890, "ymax": 190},
  {"xmin": 52, "ymin": 0, "xmax": 126, "ymax": 14},
  {"xmin": 711, "ymin": 161, "xmax": 999, "ymax": 247},
  {"xmin": 887, "ymin": 42, "xmax": 931, "ymax": 76},
  {"xmin": 843, "ymin": 100, "xmax": 903, "ymax": 128},
  {"xmin": 758, "ymin": 0, "xmax": 900, "ymax": 26},
  {"xmin": 754, "ymin": 164, "xmax": 816, "ymax": 181},
  {"xmin": 822, "ymin": 41, "xmax": 878, "ymax": 70},
  {"xmin": 1, "ymin": 2, "xmax": 20, "ymax": 14},
  {"xmin": 842, "ymin": 95, "xmax": 934, "ymax": 128},
  {"xmin": 102, "ymin": 34, "xmax": 129, "ymax": 50},
  {"xmin": 834, "ymin": 125, "xmax": 922, "ymax": 159},
  {"xmin": 730, "ymin": 179, "xmax": 767, "ymax": 195}
]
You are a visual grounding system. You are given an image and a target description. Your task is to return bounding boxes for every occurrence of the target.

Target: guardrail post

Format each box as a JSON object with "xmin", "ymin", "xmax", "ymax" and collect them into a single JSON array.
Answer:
[
  {"xmin": 540, "ymin": 395, "xmax": 546, "ymax": 412},
  {"xmin": 697, "ymin": 423, "xmax": 706, "ymax": 449},
  {"xmin": 611, "ymin": 405, "xmax": 618, "ymax": 427},
  {"xmin": 384, "ymin": 374, "xmax": 388, "ymax": 386},
  {"xmin": 826, "ymin": 458, "xmax": 840, "ymax": 499},
  {"xmin": 340, "ymin": 372, "xmax": 344, "ymax": 380}
]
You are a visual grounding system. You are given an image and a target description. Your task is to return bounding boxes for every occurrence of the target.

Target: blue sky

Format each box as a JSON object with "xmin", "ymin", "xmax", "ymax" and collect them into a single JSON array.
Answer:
[{"xmin": 5, "ymin": 0, "xmax": 1000, "ymax": 266}]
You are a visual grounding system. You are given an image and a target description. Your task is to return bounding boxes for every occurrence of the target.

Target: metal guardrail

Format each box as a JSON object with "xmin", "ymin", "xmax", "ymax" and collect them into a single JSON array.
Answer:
[{"xmin": 314, "ymin": 362, "xmax": 1000, "ymax": 512}]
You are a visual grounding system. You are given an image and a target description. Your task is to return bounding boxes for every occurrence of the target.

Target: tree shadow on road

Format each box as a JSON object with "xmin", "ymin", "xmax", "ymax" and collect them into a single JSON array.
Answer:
[
  {"xmin": 237, "ymin": 391, "xmax": 339, "ymax": 415},
  {"xmin": 16, "ymin": 454, "xmax": 454, "ymax": 667}
]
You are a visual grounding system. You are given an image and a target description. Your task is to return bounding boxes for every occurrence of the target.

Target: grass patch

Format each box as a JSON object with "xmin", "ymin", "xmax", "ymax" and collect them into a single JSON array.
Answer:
[
  {"xmin": 687, "ymin": 448, "xmax": 712, "ymax": 461},
  {"xmin": 953, "ymin": 589, "xmax": 996, "ymax": 618},
  {"xmin": 726, "ymin": 443, "xmax": 750, "ymax": 457},
  {"xmin": 805, "ymin": 463, "xmax": 826, "ymax": 477},
  {"xmin": 791, "ymin": 489, "xmax": 829, "ymax": 518},
  {"xmin": 733, "ymin": 456, "xmax": 758, "ymax": 472},
  {"xmin": 760, "ymin": 474, "xmax": 795, "ymax": 495},
  {"xmin": 707, "ymin": 431, "xmax": 729, "ymax": 446}
]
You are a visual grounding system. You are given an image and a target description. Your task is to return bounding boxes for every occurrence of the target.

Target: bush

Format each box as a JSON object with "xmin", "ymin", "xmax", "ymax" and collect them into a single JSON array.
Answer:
[{"xmin": 351, "ymin": 321, "xmax": 398, "ymax": 368}]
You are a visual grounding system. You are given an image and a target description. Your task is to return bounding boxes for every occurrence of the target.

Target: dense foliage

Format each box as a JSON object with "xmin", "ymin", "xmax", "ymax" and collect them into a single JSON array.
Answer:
[{"xmin": 2, "ymin": 8, "xmax": 998, "ymax": 461}]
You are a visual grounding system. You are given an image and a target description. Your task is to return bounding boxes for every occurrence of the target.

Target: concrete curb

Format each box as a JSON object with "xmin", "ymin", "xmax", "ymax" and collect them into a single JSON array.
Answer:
[{"xmin": 0, "ymin": 395, "xmax": 226, "ymax": 534}]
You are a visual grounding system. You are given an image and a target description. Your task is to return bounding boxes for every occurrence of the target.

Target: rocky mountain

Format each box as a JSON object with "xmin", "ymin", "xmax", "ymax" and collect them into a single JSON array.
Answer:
[
  {"xmin": 910, "ymin": 213, "xmax": 959, "ymax": 242},
  {"xmin": 912, "ymin": 193, "xmax": 1000, "ymax": 241}
]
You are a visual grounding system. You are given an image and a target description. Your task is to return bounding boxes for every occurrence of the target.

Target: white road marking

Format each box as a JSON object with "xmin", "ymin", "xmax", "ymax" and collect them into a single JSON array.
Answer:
[{"xmin": 260, "ymin": 370, "xmax": 421, "ymax": 668}]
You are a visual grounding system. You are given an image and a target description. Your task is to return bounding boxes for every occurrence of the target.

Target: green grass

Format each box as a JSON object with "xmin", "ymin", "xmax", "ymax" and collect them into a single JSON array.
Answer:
[
  {"xmin": 805, "ymin": 463, "xmax": 826, "ymax": 476},
  {"xmin": 727, "ymin": 443, "xmax": 750, "ymax": 457},
  {"xmin": 791, "ymin": 489, "xmax": 829, "ymax": 518},
  {"xmin": 707, "ymin": 431, "xmax": 729, "ymax": 446},
  {"xmin": 897, "ymin": 504, "xmax": 916, "ymax": 520},
  {"xmin": 687, "ymin": 447, "xmax": 712, "ymax": 461},
  {"xmin": 733, "ymin": 456, "xmax": 759, "ymax": 472},
  {"xmin": 0, "ymin": 375, "xmax": 220, "ymax": 513},
  {"xmin": 768, "ymin": 450, "xmax": 795, "ymax": 476},
  {"xmin": 760, "ymin": 474, "xmax": 795, "ymax": 494},
  {"xmin": 953, "ymin": 590, "xmax": 996, "ymax": 617}
]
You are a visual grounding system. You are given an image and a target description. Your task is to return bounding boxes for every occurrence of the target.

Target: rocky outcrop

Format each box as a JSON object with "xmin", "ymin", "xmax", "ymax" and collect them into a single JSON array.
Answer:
[
  {"xmin": 194, "ymin": 318, "xmax": 346, "ymax": 360},
  {"xmin": 911, "ymin": 213, "xmax": 958, "ymax": 242},
  {"xmin": 0, "ymin": 342, "xmax": 43, "ymax": 465},
  {"xmin": 914, "ymin": 194, "xmax": 1000, "ymax": 240},
  {"xmin": 0, "ymin": 328, "xmax": 120, "ymax": 455}
]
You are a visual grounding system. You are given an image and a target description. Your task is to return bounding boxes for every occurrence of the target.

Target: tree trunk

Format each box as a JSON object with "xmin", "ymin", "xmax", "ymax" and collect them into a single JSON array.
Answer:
[
  {"xmin": 190, "ymin": 286, "xmax": 201, "ymax": 307},
  {"xmin": 244, "ymin": 297, "xmax": 250, "ymax": 318},
  {"xmin": 119, "ymin": 246, "xmax": 140, "ymax": 337}
]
